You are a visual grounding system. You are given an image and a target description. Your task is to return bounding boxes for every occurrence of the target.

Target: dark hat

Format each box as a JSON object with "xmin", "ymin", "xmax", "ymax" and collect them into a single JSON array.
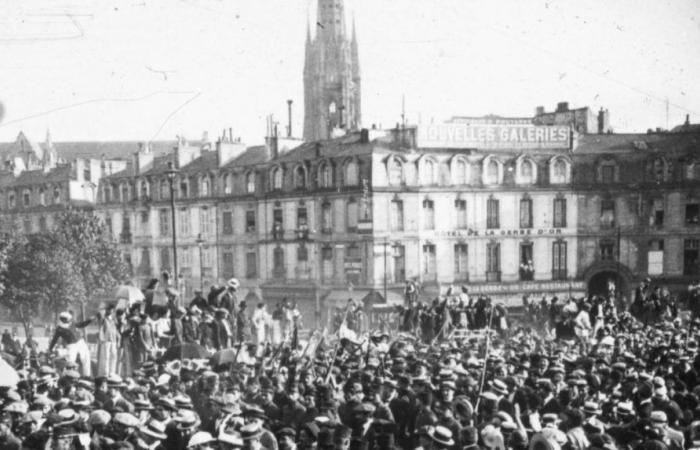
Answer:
[{"xmin": 242, "ymin": 405, "xmax": 267, "ymax": 421}]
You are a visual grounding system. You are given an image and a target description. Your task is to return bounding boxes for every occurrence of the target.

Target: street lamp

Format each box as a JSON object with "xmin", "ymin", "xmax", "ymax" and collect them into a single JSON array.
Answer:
[
  {"xmin": 196, "ymin": 233, "xmax": 205, "ymax": 292},
  {"xmin": 166, "ymin": 161, "xmax": 179, "ymax": 286},
  {"xmin": 382, "ymin": 238, "xmax": 389, "ymax": 303}
]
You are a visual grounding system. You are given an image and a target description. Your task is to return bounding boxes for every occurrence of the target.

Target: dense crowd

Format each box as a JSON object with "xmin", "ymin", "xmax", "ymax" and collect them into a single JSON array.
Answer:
[{"xmin": 0, "ymin": 276, "xmax": 699, "ymax": 449}]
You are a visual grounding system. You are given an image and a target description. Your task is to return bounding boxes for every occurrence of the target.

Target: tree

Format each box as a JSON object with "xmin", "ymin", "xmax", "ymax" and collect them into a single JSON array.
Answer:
[
  {"xmin": 0, "ymin": 234, "xmax": 86, "ymax": 338},
  {"xmin": 52, "ymin": 210, "xmax": 130, "ymax": 301}
]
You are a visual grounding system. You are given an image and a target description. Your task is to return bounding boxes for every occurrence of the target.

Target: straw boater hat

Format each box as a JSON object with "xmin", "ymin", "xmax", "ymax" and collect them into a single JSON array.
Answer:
[
  {"xmin": 428, "ymin": 425, "xmax": 455, "ymax": 447},
  {"xmin": 141, "ymin": 419, "xmax": 167, "ymax": 440},
  {"xmin": 227, "ymin": 278, "xmax": 240, "ymax": 290}
]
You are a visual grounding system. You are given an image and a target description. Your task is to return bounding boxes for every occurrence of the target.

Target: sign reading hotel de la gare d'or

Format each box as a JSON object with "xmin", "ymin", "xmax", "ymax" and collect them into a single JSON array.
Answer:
[{"xmin": 417, "ymin": 123, "xmax": 571, "ymax": 150}]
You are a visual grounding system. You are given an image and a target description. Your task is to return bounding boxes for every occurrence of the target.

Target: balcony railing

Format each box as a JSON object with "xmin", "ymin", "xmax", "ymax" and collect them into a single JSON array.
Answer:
[
  {"xmin": 272, "ymin": 267, "xmax": 286, "ymax": 280},
  {"xmin": 295, "ymin": 267, "xmax": 312, "ymax": 280},
  {"xmin": 120, "ymin": 233, "xmax": 132, "ymax": 244},
  {"xmin": 295, "ymin": 226, "xmax": 309, "ymax": 240},
  {"xmin": 272, "ymin": 225, "xmax": 284, "ymax": 240}
]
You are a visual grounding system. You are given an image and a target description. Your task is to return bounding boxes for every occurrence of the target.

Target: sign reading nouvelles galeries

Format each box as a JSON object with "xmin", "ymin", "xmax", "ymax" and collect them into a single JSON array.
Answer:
[{"xmin": 417, "ymin": 121, "xmax": 571, "ymax": 150}]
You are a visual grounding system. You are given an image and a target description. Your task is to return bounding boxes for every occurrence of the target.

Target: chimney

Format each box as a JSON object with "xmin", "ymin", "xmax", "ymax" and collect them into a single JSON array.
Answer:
[
  {"xmin": 535, "ymin": 106, "xmax": 545, "ymax": 116},
  {"xmin": 597, "ymin": 108, "xmax": 610, "ymax": 134},
  {"xmin": 360, "ymin": 128, "xmax": 369, "ymax": 143},
  {"xmin": 556, "ymin": 102, "xmax": 569, "ymax": 113},
  {"xmin": 685, "ymin": 114, "xmax": 690, "ymax": 126},
  {"xmin": 229, "ymin": 128, "xmax": 233, "ymax": 143},
  {"xmin": 287, "ymin": 100, "xmax": 293, "ymax": 138},
  {"xmin": 202, "ymin": 131, "xmax": 209, "ymax": 143}
]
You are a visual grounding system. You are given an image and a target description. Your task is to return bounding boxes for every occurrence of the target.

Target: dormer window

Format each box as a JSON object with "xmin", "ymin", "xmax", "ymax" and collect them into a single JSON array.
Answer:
[
  {"xmin": 200, "ymin": 177, "xmax": 211, "ymax": 197},
  {"xmin": 53, "ymin": 187, "xmax": 61, "ymax": 204},
  {"xmin": 39, "ymin": 188, "xmax": 46, "ymax": 206},
  {"xmin": 550, "ymin": 157, "xmax": 570, "ymax": 184},
  {"xmin": 483, "ymin": 157, "xmax": 502, "ymax": 185},
  {"xmin": 294, "ymin": 166, "xmax": 307, "ymax": 190},
  {"xmin": 271, "ymin": 167, "xmax": 283, "ymax": 190},
  {"xmin": 388, "ymin": 158, "xmax": 403, "ymax": 186},
  {"xmin": 180, "ymin": 179, "xmax": 189, "ymax": 198},
  {"xmin": 345, "ymin": 160, "xmax": 359, "ymax": 186},
  {"xmin": 22, "ymin": 189, "xmax": 30, "ymax": 207},
  {"xmin": 453, "ymin": 158, "xmax": 468, "ymax": 185},
  {"xmin": 8, "ymin": 192, "xmax": 15, "ymax": 209},
  {"xmin": 319, "ymin": 163, "xmax": 333, "ymax": 188},
  {"xmin": 246, "ymin": 171, "xmax": 256, "ymax": 194}
]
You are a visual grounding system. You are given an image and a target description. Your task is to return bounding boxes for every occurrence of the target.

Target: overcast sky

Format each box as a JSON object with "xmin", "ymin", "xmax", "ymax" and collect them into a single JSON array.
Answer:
[{"xmin": 0, "ymin": 0, "xmax": 698, "ymax": 145}]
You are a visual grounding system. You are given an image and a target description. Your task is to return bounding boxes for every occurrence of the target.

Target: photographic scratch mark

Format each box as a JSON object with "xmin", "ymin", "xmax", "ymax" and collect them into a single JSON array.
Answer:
[
  {"xmin": 146, "ymin": 66, "xmax": 177, "ymax": 81},
  {"xmin": 594, "ymin": 94, "xmax": 599, "ymax": 100},
  {"xmin": 149, "ymin": 92, "xmax": 202, "ymax": 142},
  {"xmin": 317, "ymin": 21, "xmax": 325, "ymax": 29},
  {"xmin": 558, "ymin": 72, "xmax": 566, "ymax": 80},
  {"xmin": 0, "ymin": 91, "xmax": 198, "ymax": 128},
  {"xmin": 0, "ymin": 12, "xmax": 85, "ymax": 43}
]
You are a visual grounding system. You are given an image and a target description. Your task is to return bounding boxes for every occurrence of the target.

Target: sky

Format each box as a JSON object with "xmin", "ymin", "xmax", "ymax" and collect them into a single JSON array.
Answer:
[{"xmin": 0, "ymin": 0, "xmax": 698, "ymax": 146}]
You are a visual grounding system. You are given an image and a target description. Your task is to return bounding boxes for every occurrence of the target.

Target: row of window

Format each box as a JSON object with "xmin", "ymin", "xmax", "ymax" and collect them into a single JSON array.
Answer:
[
  {"xmin": 102, "ymin": 160, "xmax": 362, "ymax": 204},
  {"xmin": 0, "ymin": 186, "xmax": 63, "ymax": 209},
  {"xmin": 600, "ymin": 197, "xmax": 700, "ymax": 228},
  {"xmin": 390, "ymin": 197, "xmax": 567, "ymax": 231},
  {"xmin": 417, "ymin": 241, "xmax": 569, "ymax": 282},
  {"xmin": 597, "ymin": 158, "xmax": 700, "ymax": 184},
  {"xmin": 598, "ymin": 239, "xmax": 700, "ymax": 276},
  {"xmin": 385, "ymin": 155, "xmax": 571, "ymax": 187}
]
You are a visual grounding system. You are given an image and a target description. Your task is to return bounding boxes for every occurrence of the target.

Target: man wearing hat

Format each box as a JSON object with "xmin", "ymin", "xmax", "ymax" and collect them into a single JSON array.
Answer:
[
  {"xmin": 103, "ymin": 375, "xmax": 135, "ymax": 414},
  {"xmin": 651, "ymin": 410, "xmax": 685, "ymax": 450},
  {"xmin": 242, "ymin": 405, "xmax": 278, "ymax": 450},
  {"xmin": 48, "ymin": 311, "xmax": 93, "ymax": 377},
  {"xmin": 139, "ymin": 418, "xmax": 168, "ymax": 450},
  {"xmin": 240, "ymin": 422, "xmax": 269, "ymax": 450}
]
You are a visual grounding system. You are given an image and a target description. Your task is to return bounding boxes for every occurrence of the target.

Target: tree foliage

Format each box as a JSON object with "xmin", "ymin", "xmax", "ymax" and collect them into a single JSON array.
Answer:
[
  {"xmin": 52, "ymin": 209, "xmax": 130, "ymax": 299},
  {"xmin": 0, "ymin": 233, "xmax": 85, "ymax": 325},
  {"xmin": 0, "ymin": 210, "xmax": 128, "ymax": 326}
]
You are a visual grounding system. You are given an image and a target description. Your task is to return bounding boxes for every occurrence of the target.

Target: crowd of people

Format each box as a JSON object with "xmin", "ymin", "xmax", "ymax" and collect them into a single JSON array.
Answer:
[{"xmin": 0, "ymin": 276, "xmax": 699, "ymax": 449}]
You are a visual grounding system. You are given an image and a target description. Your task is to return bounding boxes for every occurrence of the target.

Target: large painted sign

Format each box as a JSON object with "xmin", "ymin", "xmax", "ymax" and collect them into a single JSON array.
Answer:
[{"xmin": 417, "ymin": 123, "xmax": 571, "ymax": 150}]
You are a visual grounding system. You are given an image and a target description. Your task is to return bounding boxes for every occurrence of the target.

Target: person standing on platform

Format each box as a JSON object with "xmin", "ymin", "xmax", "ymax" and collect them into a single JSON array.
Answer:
[
  {"xmin": 94, "ymin": 304, "xmax": 119, "ymax": 377},
  {"xmin": 48, "ymin": 312, "xmax": 93, "ymax": 377}
]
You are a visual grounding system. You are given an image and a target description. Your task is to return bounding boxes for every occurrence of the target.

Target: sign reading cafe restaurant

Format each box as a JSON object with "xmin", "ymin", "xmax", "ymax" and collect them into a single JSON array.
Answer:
[{"xmin": 417, "ymin": 123, "xmax": 571, "ymax": 150}]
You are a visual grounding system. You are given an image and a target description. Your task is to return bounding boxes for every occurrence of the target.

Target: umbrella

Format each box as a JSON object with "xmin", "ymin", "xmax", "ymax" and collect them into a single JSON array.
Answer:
[
  {"xmin": 0, "ymin": 357, "xmax": 19, "ymax": 387},
  {"xmin": 113, "ymin": 285, "xmax": 145, "ymax": 303},
  {"xmin": 161, "ymin": 343, "xmax": 209, "ymax": 362}
]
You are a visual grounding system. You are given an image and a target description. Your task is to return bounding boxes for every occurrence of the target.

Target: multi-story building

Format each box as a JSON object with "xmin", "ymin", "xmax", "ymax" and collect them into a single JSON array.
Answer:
[
  {"xmin": 573, "ymin": 128, "xmax": 700, "ymax": 299},
  {"xmin": 0, "ymin": 132, "xmax": 127, "ymax": 233}
]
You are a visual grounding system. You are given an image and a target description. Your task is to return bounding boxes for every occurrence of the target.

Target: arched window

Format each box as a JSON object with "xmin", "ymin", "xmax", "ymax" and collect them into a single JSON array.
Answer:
[
  {"xmin": 423, "ymin": 159, "xmax": 436, "ymax": 185},
  {"xmin": 388, "ymin": 158, "xmax": 403, "ymax": 186},
  {"xmin": 454, "ymin": 159, "xmax": 468, "ymax": 185},
  {"xmin": 200, "ymin": 176, "xmax": 211, "ymax": 197},
  {"xmin": 246, "ymin": 172, "xmax": 256, "ymax": 194},
  {"xmin": 345, "ymin": 160, "xmax": 359, "ymax": 186},
  {"xmin": 139, "ymin": 180, "xmax": 149, "ymax": 199},
  {"xmin": 652, "ymin": 158, "xmax": 667, "ymax": 183},
  {"xmin": 121, "ymin": 183, "xmax": 130, "ymax": 202},
  {"xmin": 520, "ymin": 160, "xmax": 534, "ymax": 184},
  {"xmin": 39, "ymin": 188, "xmax": 46, "ymax": 206},
  {"xmin": 103, "ymin": 185, "xmax": 111, "ymax": 203},
  {"xmin": 551, "ymin": 158, "xmax": 569, "ymax": 184},
  {"xmin": 8, "ymin": 192, "xmax": 15, "ymax": 209},
  {"xmin": 222, "ymin": 174, "xmax": 234, "ymax": 195},
  {"xmin": 294, "ymin": 166, "xmax": 307, "ymax": 189},
  {"xmin": 319, "ymin": 163, "xmax": 333, "ymax": 188},
  {"xmin": 687, "ymin": 160, "xmax": 700, "ymax": 181},
  {"xmin": 180, "ymin": 178, "xmax": 189, "ymax": 198},
  {"xmin": 271, "ymin": 167, "xmax": 283, "ymax": 190},
  {"xmin": 22, "ymin": 189, "xmax": 30, "ymax": 207},
  {"xmin": 53, "ymin": 186, "xmax": 62, "ymax": 204},
  {"xmin": 485, "ymin": 159, "xmax": 500, "ymax": 185},
  {"xmin": 160, "ymin": 180, "xmax": 169, "ymax": 199}
]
